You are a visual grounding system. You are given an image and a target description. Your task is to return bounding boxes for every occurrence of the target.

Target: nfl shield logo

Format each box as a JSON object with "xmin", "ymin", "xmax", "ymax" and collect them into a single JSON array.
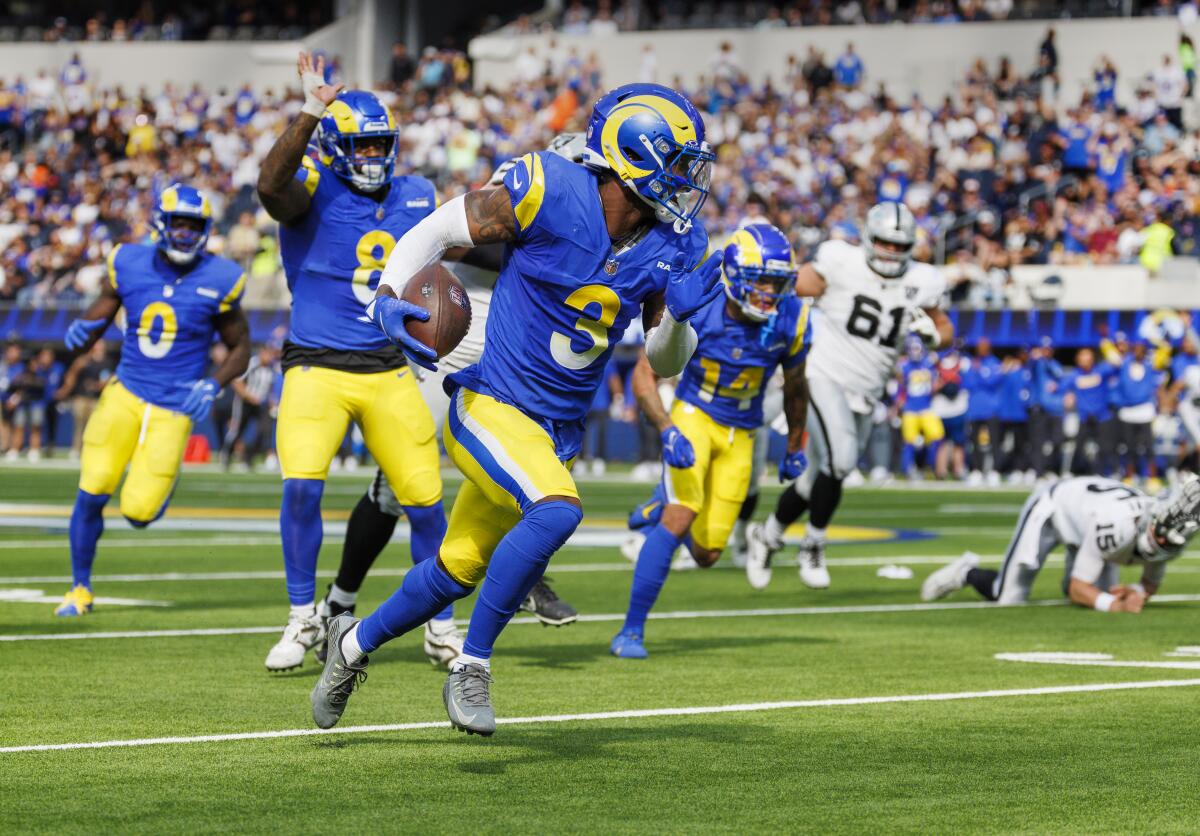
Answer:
[
  {"xmin": 905, "ymin": 286, "xmax": 919, "ymax": 300},
  {"xmin": 375, "ymin": 206, "xmax": 386, "ymax": 221},
  {"xmin": 604, "ymin": 259, "xmax": 618, "ymax": 275},
  {"xmin": 732, "ymin": 348, "xmax": 743, "ymax": 359},
  {"xmin": 163, "ymin": 286, "xmax": 174, "ymax": 298}
]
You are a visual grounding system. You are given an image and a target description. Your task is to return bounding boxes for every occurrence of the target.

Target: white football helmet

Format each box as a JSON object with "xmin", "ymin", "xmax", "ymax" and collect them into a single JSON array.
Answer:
[
  {"xmin": 1137, "ymin": 474, "xmax": 1200, "ymax": 562},
  {"xmin": 863, "ymin": 201, "xmax": 916, "ymax": 279}
]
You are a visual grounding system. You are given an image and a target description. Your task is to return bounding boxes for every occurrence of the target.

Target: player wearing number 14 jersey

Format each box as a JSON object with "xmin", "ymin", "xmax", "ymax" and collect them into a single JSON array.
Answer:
[
  {"xmin": 748, "ymin": 201, "xmax": 953, "ymax": 590},
  {"xmin": 310, "ymin": 82, "xmax": 719, "ymax": 736},
  {"xmin": 256, "ymin": 53, "xmax": 450, "ymax": 671}
]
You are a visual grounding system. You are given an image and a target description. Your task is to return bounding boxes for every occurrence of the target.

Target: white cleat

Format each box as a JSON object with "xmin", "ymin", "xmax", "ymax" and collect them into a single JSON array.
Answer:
[
  {"xmin": 985, "ymin": 470, "xmax": 1001, "ymax": 487},
  {"xmin": 620, "ymin": 532, "xmax": 645, "ymax": 564},
  {"xmin": 921, "ymin": 551, "xmax": 980, "ymax": 602},
  {"xmin": 745, "ymin": 522, "xmax": 775, "ymax": 590},
  {"xmin": 730, "ymin": 543, "xmax": 749, "ymax": 569},
  {"xmin": 797, "ymin": 537, "xmax": 830, "ymax": 589},
  {"xmin": 265, "ymin": 609, "xmax": 324, "ymax": 671},
  {"xmin": 966, "ymin": 470, "xmax": 983, "ymax": 486},
  {"xmin": 424, "ymin": 618, "xmax": 464, "ymax": 669},
  {"xmin": 670, "ymin": 549, "xmax": 699, "ymax": 571}
]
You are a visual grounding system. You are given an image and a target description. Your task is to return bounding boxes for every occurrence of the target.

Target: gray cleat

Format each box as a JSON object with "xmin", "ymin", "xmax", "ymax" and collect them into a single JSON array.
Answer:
[
  {"xmin": 443, "ymin": 663, "xmax": 496, "ymax": 736},
  {"xmin": 310, "ymin": 614, "xmax": 368, "ymax": 730}
]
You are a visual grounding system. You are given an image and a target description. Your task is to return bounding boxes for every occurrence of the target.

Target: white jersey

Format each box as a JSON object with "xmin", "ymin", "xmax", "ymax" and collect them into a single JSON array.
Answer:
[
  {"xmin": 1044, "ymin": 477, "xmax": 1165, "ymax": 586},
  {"xmin": 807, "ymin": 239, "xmax": 946, "ymax": 399},
  {"xmin": 1182, "ymin": 363, "xmax": 1200, "ymax": 404}
]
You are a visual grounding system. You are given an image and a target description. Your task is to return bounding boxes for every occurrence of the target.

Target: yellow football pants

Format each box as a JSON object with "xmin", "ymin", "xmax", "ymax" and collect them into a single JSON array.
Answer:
[
  {"xmin": 78, "ymin": 379, "xmax": 191, "ymax": 523},
  {"xmin": 664, "ymin": 401, "xmax": 755, "ymax": 552},
  {"xmin": 276, "ymin": 365, "xmax": 441, "ymax": 506},
  {"xmin": 440, "ymin": 387, "xmax": 579, "ymax": 586},
  {"xmin": 901, "ymin": 410, "xmax": 945, "ymax": 445}
]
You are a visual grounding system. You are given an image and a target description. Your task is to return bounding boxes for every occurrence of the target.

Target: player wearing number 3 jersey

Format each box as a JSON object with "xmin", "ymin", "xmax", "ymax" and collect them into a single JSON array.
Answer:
[
  {"xmin": 749, "ymin": 201, "xmax": 953, "ymax": 590},
  {"xmin": 256, "ymin": 54, "xmax": 449, "ymax": 672},
  {"xmin": 54, "ymin": 184, "xmax": 251, "ymax": 617},
  {"xmin": 310, "ymin": 83, "xmax": 716, "ymax": 736}
]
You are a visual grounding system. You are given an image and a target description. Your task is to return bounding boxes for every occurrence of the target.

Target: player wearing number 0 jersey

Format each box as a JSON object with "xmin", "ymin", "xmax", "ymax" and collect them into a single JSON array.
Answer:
[
  {"xmin": 256, "ymin": 53, "xmax": 449, "ymax": 672},
  {"xmin": 310, "ymin": 82, "xmax": 719, "ymax": 736},
  {"xmin": 921, "ymin": 475, "xmax": 1200, "ymax": 612},
  {"xmin": 54, "ymin": 184, "xmax": 251, "ymax": 617},
  {"xmin": 613, "ymin": 223, "xmax": 812, "ymax": 658},
  {"xmin": 748, "ymin": 201, "xmax": 952, "ymax": 590}
]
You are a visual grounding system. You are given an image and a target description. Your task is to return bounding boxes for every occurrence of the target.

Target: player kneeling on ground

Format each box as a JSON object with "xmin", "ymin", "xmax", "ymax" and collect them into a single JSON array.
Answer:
[
  {"xmin": 612, "ymin": 224, "xmax": 812, "ymax": 658},
  {"xmin": 55, "ymin": 185, "xmax": 250, "ymax": 615},
  {"xmin": 921, "ymin": 475, "xmax": 1200, "ymax": 611}
]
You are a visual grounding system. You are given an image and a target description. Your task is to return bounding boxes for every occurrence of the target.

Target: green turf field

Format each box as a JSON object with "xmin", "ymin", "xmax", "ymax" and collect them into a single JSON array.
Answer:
[{"xmin": 1, "ymin": 463, "xmax": 1198, "ymax": 833}]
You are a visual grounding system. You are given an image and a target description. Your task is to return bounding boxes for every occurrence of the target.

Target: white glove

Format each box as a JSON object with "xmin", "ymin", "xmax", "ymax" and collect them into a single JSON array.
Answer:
[
  {"xmin": 906, "ymin": 308, "xmax": 940, "ymax": 349},
  {"xmin": 297, "ymin": 52, "xmax": 344, "ymax": 118}
]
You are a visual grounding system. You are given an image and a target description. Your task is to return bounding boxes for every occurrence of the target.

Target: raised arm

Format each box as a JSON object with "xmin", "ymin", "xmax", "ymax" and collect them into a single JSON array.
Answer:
[{"xmin": 256, "ymin": 52, "xmax": 344, "ymax": 224}]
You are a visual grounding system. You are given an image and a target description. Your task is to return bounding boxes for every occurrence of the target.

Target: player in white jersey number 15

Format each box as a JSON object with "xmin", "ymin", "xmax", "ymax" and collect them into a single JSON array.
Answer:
[
  {"xmin": 921, "ymin": 475, "xmax": 1200, "ymax": 611},
  {"xmin": 745, "ymin": 202, "xmax": 954, "ymax": 591}
]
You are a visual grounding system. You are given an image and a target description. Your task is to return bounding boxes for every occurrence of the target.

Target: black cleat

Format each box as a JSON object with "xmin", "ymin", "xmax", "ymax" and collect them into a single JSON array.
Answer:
[{"xmin": 519, "ymin": 578, "xmax": 578, "ymax": 627}]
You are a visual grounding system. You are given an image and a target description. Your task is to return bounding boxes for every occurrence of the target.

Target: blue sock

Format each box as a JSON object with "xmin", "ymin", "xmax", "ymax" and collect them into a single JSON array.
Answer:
[
  {"xmin": 68, "ymin": 489, "xmax": 109, "ymax": 588},
  {"xmin": 280, "ymin": 478, "xmax": 324, "ymax": 605},
  {"xmin": 463, "ymin": 500, "xmax": 583, "ymax": 659},
  {"xmin": 402, "ymin": 502, "xmax": 451, "ymax": 621},
  {"xmin": 356, "ymin": 556, "xmax": 472, "ymax": 653},
  {"xmin": 927, "ymin": 440, "xmax": 941, "ymax": 469},
  {"xmin": 901, "ymin": 444, "xmax": 916, "ymax": 473},
  {"xmin": 623, "ymin": 523, "xmax": 683, "ymax": 634}
]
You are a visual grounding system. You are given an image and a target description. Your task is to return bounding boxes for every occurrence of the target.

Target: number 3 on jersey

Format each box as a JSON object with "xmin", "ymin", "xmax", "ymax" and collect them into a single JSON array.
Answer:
[
  {"xmin": 551, "ymin": 284, "xmax": 621, "ymax": 370},
  {"xmin": 352, "ymin": 230, "xmax": 397, "ymax": 305}
]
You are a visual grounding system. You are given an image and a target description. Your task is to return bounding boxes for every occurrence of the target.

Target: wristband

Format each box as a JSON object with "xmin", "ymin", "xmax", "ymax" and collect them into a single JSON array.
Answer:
[
  {"xmin": 301, "ymin": 98, "xmax": 327, "ymax": 118},
  {"xmin": 1130, "ymin": 583, "xmax": 1146, "ymax": 597},
  {"xmin": 1094, "ymin": 592, "xmax": 1115, "ymax": 612}
]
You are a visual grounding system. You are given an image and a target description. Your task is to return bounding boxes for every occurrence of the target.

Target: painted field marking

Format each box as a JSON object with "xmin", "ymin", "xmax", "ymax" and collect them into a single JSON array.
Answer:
[
  {"xmin": 4, "ymin": 595, "xmax": 1199, "ymax": 643},
  {"xmin": 0, "ymin": 589, "xmax": 170, "ymax": 607},
  {"xmin": 996, "ymin": 651, "xmax": 1200, "ymax": 670},
  {"xmin": 3, "ymin": 678, "xmax": 1199, "ymax": 754}
]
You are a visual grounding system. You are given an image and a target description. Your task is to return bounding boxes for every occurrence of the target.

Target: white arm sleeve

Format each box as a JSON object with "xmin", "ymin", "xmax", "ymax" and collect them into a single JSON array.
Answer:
[
  {"xmin": 645, "ymin": 310, "xmax": 698, "ymax": 378},
  {"xmin": 376, "ymin": 195, "xmax": 475, "ymax": 295}
]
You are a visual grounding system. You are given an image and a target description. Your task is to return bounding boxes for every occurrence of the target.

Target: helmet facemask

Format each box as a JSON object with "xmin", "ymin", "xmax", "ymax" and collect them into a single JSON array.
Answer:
[
  {"xmin": 1138, "ymin": 476, "xmax": 1200, "ymax": 562},
  {"xmin": 321, "ymin": 128, "xmax": 396, "ymax": 192},
  {"xmin": 864, "ymin": 234, "xmax": 914, "ymax": 279},
  {"xmin": 724, "ymin": 263, "xmax": 795, "ymax": 322},
  {"xmin": 153, "ymin": 212, "xmax": 210, "ymax": 266}
]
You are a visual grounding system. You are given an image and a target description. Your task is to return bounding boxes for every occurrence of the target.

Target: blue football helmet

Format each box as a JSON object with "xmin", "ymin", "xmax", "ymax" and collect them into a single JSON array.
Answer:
[
  {"xmin": 722, "ymin": 223, "xmax": 796, "ymax": 322},
  {"xmin": 151, "ymin": 184, "xmax": 212, "ymax": 266},
  {"xmin": 582, "ymin": 83, "xmax": 714, "ymax": 229},
  {"xmin": 317, "ymin": 90, "xmax": 398, "ymax": 192}
]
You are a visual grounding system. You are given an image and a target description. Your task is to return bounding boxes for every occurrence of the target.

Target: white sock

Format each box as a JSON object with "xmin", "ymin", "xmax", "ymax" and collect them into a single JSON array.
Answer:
[
  {"xmin": 340, "ymin": 623, "xmax": 365, "ymax": 664},
  {"xmin": 806, "ymin": 525, "xmax": 827, "ymax": 544},
  {"xmin": 327, "ymin": 583, "xmax": 357, "ymax": 609},
  {"xmin": 731, "ymin": 518, "xmax": 747, "ymax": 548},
  {"xmin": 763, "ymin": 514, "xmax": 786, "ymax": 548},
  {"xmin": 290, "ymin": 602, "xmax": 316, "ymax": 619},
  {"xmin": 427, "ymin": 616, "xmax": 456, "ymax": 635},
  {"xmin": 451, "ymin": 652, "xmax": 490, "ymax": 672}
]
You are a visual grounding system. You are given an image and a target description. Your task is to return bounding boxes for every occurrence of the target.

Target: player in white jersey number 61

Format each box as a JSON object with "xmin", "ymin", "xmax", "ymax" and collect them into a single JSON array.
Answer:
[{"xmin": 745, "ymin": 201, "xmax": 954, "ymax": 591}]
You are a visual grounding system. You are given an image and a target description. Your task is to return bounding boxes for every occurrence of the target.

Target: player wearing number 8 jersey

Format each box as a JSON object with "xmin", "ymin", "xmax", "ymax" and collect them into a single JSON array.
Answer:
[
  {"xmin": 256, "ymin": 53, "xmax": 451, "ymax": 672},
  {"xmin": 54, "ymin": 184, "xmax": 251, "ymax": 617},
  {"xmin": 310, "ymin": 82, "xmax": 718, "ymax": 736},
  {"xmin": 749, "ymin": 201, "xmax": 953, "ymax": 590}
]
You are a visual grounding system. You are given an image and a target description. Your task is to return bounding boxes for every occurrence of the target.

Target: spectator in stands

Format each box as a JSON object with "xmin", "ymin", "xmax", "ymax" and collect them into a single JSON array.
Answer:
[
  {"xmin": 227, "ymin": 211, "xmax": 260, "ymax": 269},
  {"xmin": 1139, "ymin": 210, "xmax": 1176, "ymax": 275},
  {"xmin": 1180, "ymin": 34, "xmax": 1197, "ymax": 97},
  {"xmin": 1153, "ymin": 53, "xmax": 1188, "ymax": 130},
  {"xmin": 834, "ymin": 42, "xmax": 864, "ymax": 89},
  {"xmin": 390, "ymin": 43, "xmax": 415, "ymax": 87},
  {"xmin": 5, "ymin": 344, "xmax": 51, "ymax": 461}
]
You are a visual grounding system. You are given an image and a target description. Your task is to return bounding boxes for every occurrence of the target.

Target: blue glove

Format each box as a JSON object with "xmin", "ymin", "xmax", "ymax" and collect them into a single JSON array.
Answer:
[
  {"xmin": 660, "ymin": 426, "xmax": 695, "ymax": 469},
  {"xmin": 367, "ymin": 296, "xmax": 438, "ymax": 372},
  {"xmin": 64, "ymin": 318, "xmax": 107, "ymax": 351},
  {"xmin": 778, "ymin": 449, "xmax": 807, "ymax": 482},
  {"xmin": 665, "ymin": 251, "xmax": 724, "ymax": 322},
  {"xmin": 178, "ymin": 378, "xmax": 219, "ymax": 424}
]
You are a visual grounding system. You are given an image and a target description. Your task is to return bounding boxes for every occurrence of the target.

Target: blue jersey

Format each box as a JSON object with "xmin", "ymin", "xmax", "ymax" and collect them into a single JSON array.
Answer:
[
  {"xmin": 900, "ymin": 358, "xmax": 937, "ymax": 413},
  {"xmin": 108, "ymin": 243, "xmax": 245, "ymax": 411},
  {"xmin": 963, "ymin": 355, "xmax": 1002, "ymax": 421},
  {"xmin": 998, "ymin": 364, "xmax": 1032, "ymax": 422},
  {"xmin": 1030, "ymin": 356, "xmax": 1065, "ymax": 415},
  {"xmin": 451, "ymin": 151, "xmax": 709, "ymax": 423},
  {"xmin": 1065, "ymin": 365, "xmax": 1112, "ymax": 420},
  {"xmin": 1113, "ymin": 358, "xmax": 1163, "ymax": 408},
  {"xmin": 279, "ymin": 155, "xmax": 436, "ymax": 352},
  {"xmin": 675, "ymin": 295, "xmax": 811, "ymax": 430}
]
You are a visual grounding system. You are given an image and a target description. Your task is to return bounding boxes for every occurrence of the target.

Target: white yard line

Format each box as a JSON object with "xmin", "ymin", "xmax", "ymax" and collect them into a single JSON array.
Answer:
[
  {"xmin": 996, "ymin": 652, "xmax": 1200, "ymax": 670},
  {"xmin": 4, "ymin": 595, "xmax": 1199, "ymax": 643},
  {"xmin": 3, "ymin": 677, "xmax": 1198, "ymax": 754}
]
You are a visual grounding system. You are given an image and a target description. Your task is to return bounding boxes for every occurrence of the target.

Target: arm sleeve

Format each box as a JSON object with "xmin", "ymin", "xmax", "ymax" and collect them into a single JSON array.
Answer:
[
  {"xmin": 376, "ymin": 195, "xmax": 474, "ymax": 296},
  {"xmin": 645, "ymin": 311, "xmax": 698, "ymax": 379}
]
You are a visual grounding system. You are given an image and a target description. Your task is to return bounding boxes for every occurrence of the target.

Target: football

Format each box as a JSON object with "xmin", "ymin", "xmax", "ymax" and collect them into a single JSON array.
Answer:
[{"xmin": 399, "ymin": 263, "xmax": 472, "ymax": 359}]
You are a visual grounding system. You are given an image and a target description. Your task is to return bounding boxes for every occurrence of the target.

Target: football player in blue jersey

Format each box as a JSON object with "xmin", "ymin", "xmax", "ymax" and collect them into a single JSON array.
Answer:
[
  {"xmin": 613, "ymin": 224, "xmax": 812, "ymax": 657},
  {"xmin": 897, "ymin": 338, "xmax": 944, "ymax": 478},
  {"xmin": 54, "ymin": 184, "xmax": 250, "ymax": 616},
  {"xmin": 311, "ymin": 83, "xmax": 721, "ymax": 735},
  {"xmin": 256, "ymin": 53, "xmax": 455, "ymax": 671}
]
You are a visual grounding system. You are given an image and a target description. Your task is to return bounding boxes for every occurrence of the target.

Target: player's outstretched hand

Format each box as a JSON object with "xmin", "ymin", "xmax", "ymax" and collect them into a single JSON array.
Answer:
[
  {"xmin": 905, "ymin": 308, "xmax": 940, "ymax": 348},
  {"xmin": 367, "ymin": 296, "xmax": 438, "ymax": 372},
  {"xmin": 178, "ymin": 378, "xmax": 219, "ymax": 424},
  {"xmin": 298, "ymin": 52, "xmax": 345, "ymax": 118},
  {"xmin": 665, "ymin": 251, "xmax": 724, "ymax": 322},
  {"xmin": 660, "ymin": 426, "xmax": 695, "ymax": 469},
  {"xmin": 779, "ymin": 449, "xmax": 807, "ymax": 482},
  {"xmin": 1120, "ymin": 589, "xmax": 1147, "ymax": 613},
  {"xmin": 64, "ymin": 318, "xmax": 107, "ymax": 351}
]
